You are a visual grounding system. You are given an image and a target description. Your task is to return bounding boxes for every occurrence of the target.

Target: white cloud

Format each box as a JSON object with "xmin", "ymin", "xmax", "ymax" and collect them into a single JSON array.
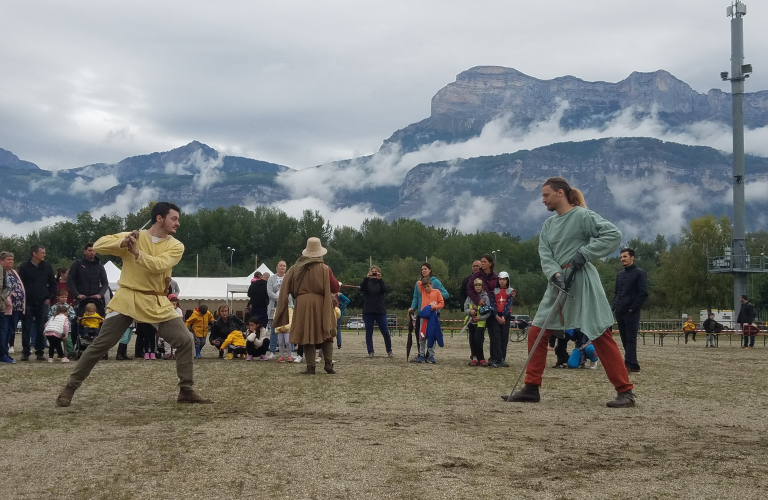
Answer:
[
  {"xmin": 93, "ymin": 185, "xmax": 159, "ymax": 218},
  {"xmin": 163, "ymin": 149, "xmax": 225, "ymax": 190},
  {"xmin": 70, "ymin": 173, "xmax": 119, "ymax": 193},
  {"xmin": 3, "ymin": 0, "xmax": 767, "ymax": 172},
  {"xmin": 266, "ymin": 197, "xmax": 382, "ymax": 229},
  {"xmin": 438, "ymin": 194, "xmax": 496, "ymax": 234},
  {"xmin": 607, "ymin": 173, "xmax": 707, "ymax": 239},
  {"xmin": 0, "ymin": 216, "xmax": 68, "ymax": 237}
]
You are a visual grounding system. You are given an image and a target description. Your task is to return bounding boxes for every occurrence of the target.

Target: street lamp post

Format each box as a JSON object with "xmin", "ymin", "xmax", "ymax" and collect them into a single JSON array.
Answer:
[
  {"xmin": 227, "ymin": 247, "xmax": 236, "ymax": 276},
  {"xmin": 492, "ymin": 249, "xmax": 500, "ymax": 262}
]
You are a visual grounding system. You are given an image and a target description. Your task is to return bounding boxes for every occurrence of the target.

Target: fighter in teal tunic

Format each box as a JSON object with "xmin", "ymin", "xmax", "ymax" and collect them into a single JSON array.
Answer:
[
  {"xmin": 503, "ymin": 177, "xmax": 636, "ymax": 408},
  {"xmin": 533, "ymin": 206, "xmax": 621, "ymax": 339}
]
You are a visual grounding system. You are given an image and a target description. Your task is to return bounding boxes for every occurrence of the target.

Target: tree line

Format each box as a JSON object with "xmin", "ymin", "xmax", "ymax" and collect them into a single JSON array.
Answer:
[{"xmin": 1, "ymin": 206, "xmax": 766, "ymax": 316}]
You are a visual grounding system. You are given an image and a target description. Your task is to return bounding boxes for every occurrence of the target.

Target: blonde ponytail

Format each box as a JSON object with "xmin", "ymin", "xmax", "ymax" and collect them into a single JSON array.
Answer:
[{"xmin": 568, "ymin": 188, "xmax": 587, "ymax": 209}]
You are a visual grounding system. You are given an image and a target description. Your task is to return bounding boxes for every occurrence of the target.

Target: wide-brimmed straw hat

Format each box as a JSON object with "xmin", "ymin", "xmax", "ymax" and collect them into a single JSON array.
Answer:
[{"xmin": 302, "ymin": 237, "xmax": 327, "ymax": 257}]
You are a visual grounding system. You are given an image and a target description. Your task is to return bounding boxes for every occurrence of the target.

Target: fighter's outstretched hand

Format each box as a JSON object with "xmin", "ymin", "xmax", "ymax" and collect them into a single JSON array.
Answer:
[{"xmin": 569, "ymin": 251, "xmax": 587, "ymax": 270}]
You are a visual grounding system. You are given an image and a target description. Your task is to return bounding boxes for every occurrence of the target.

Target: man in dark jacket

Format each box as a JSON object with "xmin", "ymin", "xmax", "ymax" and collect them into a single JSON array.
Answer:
[
  {"xmin": 247, "ymin": 272, "xmax": 270, "ymax": 329},
  {"xmin": 736, "ymin": 295, "xmax": 757, "ymax": 348},
  {"xmin": 18, "ymin": 245, "xmax": 56, "ymax": 361},
  {"xmin": 67, "ymin": 243, "xmax": 109, "ymax": 317},
  {"xmin": 612, "ymin": 248, "xmax": 648, "ymax": 373}
]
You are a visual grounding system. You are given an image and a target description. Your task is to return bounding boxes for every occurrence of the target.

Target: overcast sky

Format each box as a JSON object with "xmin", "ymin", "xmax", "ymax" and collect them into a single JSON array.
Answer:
[{"xmin": 1, "ymin": 0, "xmax": 766, "ymax": 172}]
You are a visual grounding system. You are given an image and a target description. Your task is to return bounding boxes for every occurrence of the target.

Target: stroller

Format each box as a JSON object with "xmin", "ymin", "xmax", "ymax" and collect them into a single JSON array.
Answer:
[{"xmin": 73, "ymin": 296, "xmax": 106, "ymax": 360}]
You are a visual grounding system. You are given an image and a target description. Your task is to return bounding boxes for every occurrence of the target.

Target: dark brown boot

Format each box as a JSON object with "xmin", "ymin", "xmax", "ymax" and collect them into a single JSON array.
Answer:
[
  {"xmin": 324, "ymin": 361, "xmax": 336, "ymax": 374},
  {"xmin": 606, "ymin": 390, "xmax": 636, "ymax": 408},
  {"xmin": 56, "ymin": 385, "xmax": 76, "ymax": 407},
  {"xmin": 500, "ymin": 384, "xmax": 540, "ymax": 403},
  {"xmin": 301, "ymin": 366, "xmax": 316, "ymax": 375},
  {"xmin": 177, "ymin": 388, "xmax": 213, "ymax": 404}
]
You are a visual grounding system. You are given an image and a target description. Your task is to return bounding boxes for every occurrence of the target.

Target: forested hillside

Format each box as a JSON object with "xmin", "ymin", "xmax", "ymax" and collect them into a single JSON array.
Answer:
[{"xmin": 1, "ymin": 206, "xmax": 766, "ymax": 315}]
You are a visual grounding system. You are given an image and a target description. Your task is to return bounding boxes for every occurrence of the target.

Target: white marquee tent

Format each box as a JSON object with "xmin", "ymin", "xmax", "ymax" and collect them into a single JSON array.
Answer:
[{"xmin": 102, "ymin": 261, "xmax": 274, "ymax": 315}]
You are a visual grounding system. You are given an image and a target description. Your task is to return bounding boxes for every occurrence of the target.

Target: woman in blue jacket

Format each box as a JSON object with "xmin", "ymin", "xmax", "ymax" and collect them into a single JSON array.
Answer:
[{"xmin": 407, "ymin": 263, "xmax": 449, "ymax": 316}]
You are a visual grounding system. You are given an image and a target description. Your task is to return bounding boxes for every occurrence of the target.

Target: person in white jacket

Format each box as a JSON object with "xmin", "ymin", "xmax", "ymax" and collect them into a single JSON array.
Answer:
[
  {"xmin": 245, "ymin": 317, "xmax": 271, "ymax": 360},
  {"xmin": 266, "ymin": 261, "xmax": 287, "ymax": 357}
]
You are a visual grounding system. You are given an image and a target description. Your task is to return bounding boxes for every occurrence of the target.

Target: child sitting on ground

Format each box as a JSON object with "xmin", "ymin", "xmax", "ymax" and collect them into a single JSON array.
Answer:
[
  {"xmin": 220, "ymin": 327, "xmax": 248, "ymax": 359},
  {"xmin": 50, "ymin": 289, "xmax": 76, "ymax": 358},
  {"xmin": 411, "ymin": 277, "xmax": 444, "ymax": 363},
  {"xmin": 274, "ymin": 304, "xmax": 294, "ymax": 363},
  {"xmin": 80, "ymin": 302, "xmax": 104, "ymax": 340},
  {"xmin": 245, "ymin": 317, "xmax": 270, "ymax": 360},
  {"xmin": 44, "ymin": 304, "xmax": 71, "ymax": 363},
  {"xmin": 463, "ymin": 278, "xmax": 491, "ymax": 366}
]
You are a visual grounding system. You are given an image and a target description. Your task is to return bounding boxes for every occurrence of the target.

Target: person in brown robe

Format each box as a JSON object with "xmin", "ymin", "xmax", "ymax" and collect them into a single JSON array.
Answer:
[{"xmin": 273, "ymin": 237, "xmax": 340, "ymax": 374}]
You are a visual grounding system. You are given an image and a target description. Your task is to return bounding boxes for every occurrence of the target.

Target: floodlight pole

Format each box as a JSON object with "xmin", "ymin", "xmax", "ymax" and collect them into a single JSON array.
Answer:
[
  {"xmin": 728, "ymin": 1, "xmax": 748, "ymax": 315},
  {"xmin": 227, "ymin": 247, "xmax": 236, "ymax": 276}
]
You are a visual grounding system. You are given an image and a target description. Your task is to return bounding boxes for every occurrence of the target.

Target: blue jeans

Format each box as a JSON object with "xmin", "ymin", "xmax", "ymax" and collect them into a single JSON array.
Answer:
[
  {"xmin": 337, "ymin": 317, "xmax": 342, "ymax": 347},
  {"xmin": 1, "ymin": 311, "xmax": 21, "ymax": 357},
  {"xmin": 363, "ymin": 313, "xmax": 392, "ymax": 354},
  {"xmin": 269, "ymin": 320, "xmax": 277, "ymax": 353},
  {"xmin": 743, "ymin": 334, "xmax": 755, "ymax": 347},
  {"xmin": 22, "ymin": 304, "xmax": 49, "ymax": 356}
]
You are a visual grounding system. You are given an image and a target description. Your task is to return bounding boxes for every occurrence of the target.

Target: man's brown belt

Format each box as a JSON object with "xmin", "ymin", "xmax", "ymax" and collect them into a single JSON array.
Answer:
[{"xmin": 122, "ymin": 285, "xmax": 167, "ymax": 296}]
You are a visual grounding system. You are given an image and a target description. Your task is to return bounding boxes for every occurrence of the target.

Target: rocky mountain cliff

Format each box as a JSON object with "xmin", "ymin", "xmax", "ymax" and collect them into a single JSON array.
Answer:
[
  {"xmin": 384, "ymin": 66, "xmax": 768, "ymax": 153},
  {"xmin": 388, "ymin": 137, "xmax": 768, "ymax": 238},
  {"xmin": 3, "ymin": 66, "xmax": 768, "ymax": 238},
  {"xmin": 0, "ymin": 141, "xmax": 290, "ymax": 223}
]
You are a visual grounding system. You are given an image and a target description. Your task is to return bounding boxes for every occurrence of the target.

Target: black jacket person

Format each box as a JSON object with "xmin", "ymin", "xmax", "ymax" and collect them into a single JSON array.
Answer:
[{"xmin": 612, "ymin": 252, "xmax": 648, "ymax": 373}]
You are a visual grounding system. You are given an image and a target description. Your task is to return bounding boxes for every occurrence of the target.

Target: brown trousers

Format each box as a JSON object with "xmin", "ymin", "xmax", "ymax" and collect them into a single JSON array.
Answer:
[
  {"xmin": 66, "ymin": 314, "xmax": 195, "ymax": 390},
  {"xmin": 304, "ymin": 340, "xmax": 333, "ymax": 368}
]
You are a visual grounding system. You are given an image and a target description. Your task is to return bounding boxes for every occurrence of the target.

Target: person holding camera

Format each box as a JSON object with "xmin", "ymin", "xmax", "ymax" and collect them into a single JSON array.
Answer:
[{"xmin": 359, "ymin": 266, "xmax": 393, "ymax": 358}]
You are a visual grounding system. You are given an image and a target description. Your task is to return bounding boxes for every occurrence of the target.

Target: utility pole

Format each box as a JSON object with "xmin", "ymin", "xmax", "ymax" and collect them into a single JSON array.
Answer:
[
  {"xmin": 728, "ymin": 1, "xmax": 749, "ymax": 315},
  {"xmin": 710, "ymin": 1, "xmax": 767, "ymax": 325}
]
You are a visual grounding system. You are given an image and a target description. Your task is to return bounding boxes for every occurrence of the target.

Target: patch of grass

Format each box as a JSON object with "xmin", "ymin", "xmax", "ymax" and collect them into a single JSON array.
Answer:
[{"xmin": 0, "ymin": 334, "xmax": 767, "ymax": 499}]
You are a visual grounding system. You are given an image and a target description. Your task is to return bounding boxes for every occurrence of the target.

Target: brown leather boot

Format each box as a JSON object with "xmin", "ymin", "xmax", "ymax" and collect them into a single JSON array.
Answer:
[
  {"xmin": 500, "ymin": 384, "xmax": 540, "ymax": 403},
  {"xmin": 56, "ymin": 385, "xmax": 76, "ymax": 407},
  {"xmin": 301, "ymin": 365, "xmax": 316, "ymax": 375},
  {"xmin": 324, "ymin": 361, "xmax": 336, "ymax": 374},
  {"xmin": 177, "ymin": 388, "xmax": 214, "ymax": 404}
]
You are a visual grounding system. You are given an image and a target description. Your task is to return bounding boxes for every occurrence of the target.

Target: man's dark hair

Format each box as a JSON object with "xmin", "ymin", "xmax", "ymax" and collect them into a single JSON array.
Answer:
[
  {"xmin": 151, "ymin": 202, "xmax": 181, "ymax": 224},
  {"xmin": 620, "ymin": 248, "xmax": 635, "ymax": 258},
  {"xmin": 84, "ymin": 243, "xmax": 94, "ymax": 250},
  {"xmin": 254, "ymin": 271, "xmax": 262, "ymax": 279},
  {"xmin": 30, "ymin": 245, "xmax": 44, "ymax": 256},
  {"xmin": 741, "ymin": 294, "xmax": 749, "ymax": 301},
  {"xmin": 199, "ymin": 304, "xmax": 208, "ymax": 315}
]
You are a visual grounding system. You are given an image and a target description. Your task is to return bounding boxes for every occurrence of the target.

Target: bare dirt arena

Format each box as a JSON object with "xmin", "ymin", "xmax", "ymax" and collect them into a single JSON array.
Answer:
[{"xmin": 1, "ymin": 332, "xmax": 766, "ymax": 499}]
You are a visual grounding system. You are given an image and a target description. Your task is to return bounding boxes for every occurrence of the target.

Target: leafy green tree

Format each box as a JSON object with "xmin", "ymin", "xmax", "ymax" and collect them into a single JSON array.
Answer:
[{"xmin": 657, "ymin": 215, "xmax": 733, "ymax": 313}]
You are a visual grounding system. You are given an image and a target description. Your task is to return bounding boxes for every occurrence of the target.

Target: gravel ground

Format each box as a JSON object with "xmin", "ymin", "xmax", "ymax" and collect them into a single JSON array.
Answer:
[{"xmin": 0, "ymin": 332, "xmax": 766, "ymax": 500}]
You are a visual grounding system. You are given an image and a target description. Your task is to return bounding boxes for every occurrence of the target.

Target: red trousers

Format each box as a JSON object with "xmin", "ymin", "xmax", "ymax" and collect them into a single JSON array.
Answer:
[{"xmin": 524, "ymin": 326, "xmax": 633, "ymax": 393}]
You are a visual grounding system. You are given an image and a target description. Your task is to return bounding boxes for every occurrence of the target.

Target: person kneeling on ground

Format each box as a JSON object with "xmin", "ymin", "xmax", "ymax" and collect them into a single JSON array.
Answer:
[
  {"xmin": 245, "ymin": 317, "xmax": 270, "ymax": 360},
  {"xmin": 219, "ymin": 327, "xmax": 248, "ymax": 360},
  {"xmin": 208, "ymin": 304, "xmax": 244, "ymax": 359}
]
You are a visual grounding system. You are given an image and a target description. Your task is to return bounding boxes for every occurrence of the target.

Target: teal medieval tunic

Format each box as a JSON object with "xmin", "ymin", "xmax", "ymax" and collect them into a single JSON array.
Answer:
[{"xmin": 532, "ymin": 206, "xmax": 621, "ymax": 339}]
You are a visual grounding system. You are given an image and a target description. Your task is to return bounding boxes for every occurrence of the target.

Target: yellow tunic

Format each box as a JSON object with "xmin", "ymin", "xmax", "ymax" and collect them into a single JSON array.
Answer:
[{"xmin": 94, "ymin": 230, "xmax": 184, "ymax": 324}]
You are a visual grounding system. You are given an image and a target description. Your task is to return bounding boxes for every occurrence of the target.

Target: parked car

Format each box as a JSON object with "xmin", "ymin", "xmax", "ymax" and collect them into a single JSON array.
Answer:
[
  {"xmin": 346, "ymin": 317, "xmax": 364, "ymax": 329},
  {"xmin": 511, "ymin": 315, "xmax": 530, "ymax": 329}
]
